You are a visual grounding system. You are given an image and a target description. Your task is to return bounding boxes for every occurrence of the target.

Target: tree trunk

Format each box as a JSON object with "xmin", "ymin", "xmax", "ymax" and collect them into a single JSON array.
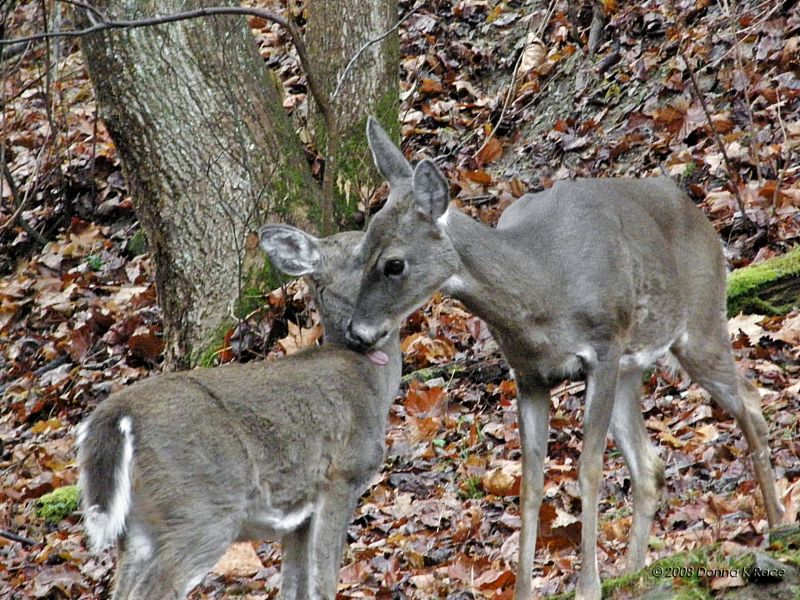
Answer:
[
  {"xmin": 79, "ymin": 1, "xmax": 321, "ymax": 369},
  {"xmin": 306, "ymin": 0, "xmax": 400, "ymax": 229}
]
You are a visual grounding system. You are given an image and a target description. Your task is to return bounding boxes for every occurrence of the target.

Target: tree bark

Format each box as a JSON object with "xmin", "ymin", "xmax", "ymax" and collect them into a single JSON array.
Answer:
[
  {"xmin": 79, "ymin": 0, "xmax": 321, "ymax": 369},
  {"xmin": 306, "ymin": 0, "xmax": 400, "ymax": 228}
]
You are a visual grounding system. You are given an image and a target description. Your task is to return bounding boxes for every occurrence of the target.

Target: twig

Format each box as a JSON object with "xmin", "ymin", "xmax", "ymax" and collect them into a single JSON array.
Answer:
[
  {"xmin": 473, "ymin": 0, "xmax": 556, "ymax": 161},
  {"xmin": 680, "ymin": 48, "xmax": 753, "ymax": 228},
  {"xmin": 0, "ymin": 161, "xmax": 48, "ymax": 244},
  {"xmin": 0, "ymin": 528, "xmax": 37, "ymax": 546},
  {"xmin": 0, "ymin": 2, "xmax": 333, "ymax": 146},
  {"xmin": 332, "ymin": 6, "xmax": 418, "ymax": 100},
  {"xmin": 772, "ymin": 90, "xmax": 788, "ymax": 218},
  {"xmin": 723, "ymin": 0, "xmax": 763, "ymax": 189},
  {"xmin": 1, "ymin": 0, "xmax": 341, "ymax": 232},
  {"xmin": 0, "ymin": 3, "xmax": 290, "ymax": 46}
]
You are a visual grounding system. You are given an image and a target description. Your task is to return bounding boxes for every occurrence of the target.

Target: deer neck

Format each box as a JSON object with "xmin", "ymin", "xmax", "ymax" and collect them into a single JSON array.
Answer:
[
  {"xmin": 375, "ymin": 333, "xmax": 402, "ymax": 407},
  {"xmin": 440, "ymin": 207, "xmax": 549, "ymax": 331}
]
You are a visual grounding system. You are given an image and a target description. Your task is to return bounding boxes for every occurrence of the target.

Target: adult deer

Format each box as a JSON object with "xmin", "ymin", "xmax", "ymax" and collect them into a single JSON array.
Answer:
[
  {"xmin": 77, "ymin": 227, "xmax": 401, "ymax": 600},
  {"xmin": 346, "ymin": 118, "xmax": 784, "ymax": 600}
]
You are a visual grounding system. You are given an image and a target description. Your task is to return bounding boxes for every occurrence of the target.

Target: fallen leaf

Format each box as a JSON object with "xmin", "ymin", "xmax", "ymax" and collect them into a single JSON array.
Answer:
[
  {"xmin": 482, "ymin": 460, "xmax": 521, "ymax": 496},
  {"xmin": 727, "ymin": 313, "xmax": 768, "ymax": 344},
  {"xmin": 278, "ymin": 321, "xmax": 322, "ymax": 355},
  {"xmin": 476, "ymin": 137, "xmax": 503, "ymax": 165},
  {"xmin": 211, "ymin": 542, "xmax": 262, "ymax": 577}
]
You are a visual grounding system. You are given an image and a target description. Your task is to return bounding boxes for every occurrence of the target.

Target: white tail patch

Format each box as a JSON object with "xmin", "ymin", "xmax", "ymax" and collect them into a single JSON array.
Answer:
[
  {"xmin": 75, "ymin": 420, "xmax": 88, "ymax": 447},
  {"xmin": 82, "ymin": 415, "xmax": 135, "ymax": 552}
]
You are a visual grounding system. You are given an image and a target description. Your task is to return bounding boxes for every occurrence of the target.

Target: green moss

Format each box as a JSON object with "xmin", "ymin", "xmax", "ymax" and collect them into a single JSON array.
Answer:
[
  {"xmin": 195, "ymin": 317, "xmax": 233, "ymax": 368},
  {"xmin": 194, "ymin": 256, "xmax": 291, "ymax": 368},
  {"xmin": 126, "ymin": 229, "xmax": 149, "ymax": 256},
  {"xmin": 314, "ymin": 91, "xmax": 400, "ymax": 229},
  {"xmin": 546, "ymin": 544, "xmax": 764, "ymax": 599},
  {"xmin": 770, "ymin": 524, "xmax": 800, "ymax": 565},
  {"xmin": 270, "ymin": 162, "xmax": 319, "ymax": 229},
  {"xmin": 237, "ymin": 257, "xmax": 288, "ymax": 319},
  {"xmin": 727, "ymin": 246, "xmax": 800, "ymax": 316},
  {"xmin": 401, "ymin": 363, "xmax": 467, "ymax": 384},
  {"xmin": 36, "ymin": 485, "xmax": 79, "ymax": 524},
  {"xmin": 460, "ymin": 475, "xmax": 484, "ymax": 499}
]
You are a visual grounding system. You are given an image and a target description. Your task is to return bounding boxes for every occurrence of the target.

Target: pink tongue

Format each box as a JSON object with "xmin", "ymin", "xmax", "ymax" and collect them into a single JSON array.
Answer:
[{"xmin": 367, "ymin": 350, "xmax": 389, "ymax": 366}]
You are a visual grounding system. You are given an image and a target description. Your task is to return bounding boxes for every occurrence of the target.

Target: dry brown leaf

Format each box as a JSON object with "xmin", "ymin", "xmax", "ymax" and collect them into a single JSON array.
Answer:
[
  {"xmin": 404, "ymin": 385, "xmax": 446, "ymax": 417},
  {"xmin": 420, "ymin": 78, "xmax": 443, "ymax": 94},
  {"xmin": 518, "ymin": 34, "xmax": 546, "ymax": 78},
  {"xmin": 211, "ymin": 542, "xmax": 262, "ymax": 578},
  {"xmin": 769, "ymin": 313, "xmax": 800, "ymax": 345},
  {"xmin": 463, "ymin": 169, "xmax": 493, "ymax": 184},
  {"xmin": 476, "ymin": 137, "xmax": 503, "ymax": 165},
  {"xmin": 278, "ymin": 321, "xmax": 322, "ymax": 355},
  {"xmin": 482, "ymin": 460, "xmax": 521, "ymax": 496},
  {"xmin": 727, "ymin": 313, "xmax": 768, "ymax": 345}
]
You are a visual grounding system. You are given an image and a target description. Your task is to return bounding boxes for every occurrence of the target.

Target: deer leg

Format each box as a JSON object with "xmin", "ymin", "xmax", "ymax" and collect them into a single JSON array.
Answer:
[
  {"xmin": 111, "ymin": 550, "xmax": 150, "ymax": 600},
  {"xmin": 609, "ymin": 367, "xmax": 664, "ymax": 573},
  {"xmin": 673, "ymin": 335, "xmax": 784, "ymax": 528},
  {"xmin": 280, "ymin": 518, "xmax": 312, "ymax": 600},
  {"xmin": 307, "ymin": 484, "xmax": 362, "ymax": 600},
  {"xmin": 576, "ymin": 351, "xmax": 620, "ymax": 600},
  {"xmin": 112, "ymin": 557, "xmax": 187, "ymax": 600},
  {"xmin": 125, "ymin": 549, "xmax": 226, "ymax": 600},
  {"xmin": 111, "ymin": 522, "xmax": 159, "ymax": 600},
  {"xmin": 513, "ymin": 383, "xmax": 551, "ymax": 600},
  {"xmin": 114, "ymin": 520, "xmax": 234, "ymax": 600}
]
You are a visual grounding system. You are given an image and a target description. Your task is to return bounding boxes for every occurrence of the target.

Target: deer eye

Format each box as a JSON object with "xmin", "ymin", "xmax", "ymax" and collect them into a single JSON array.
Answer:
[{"xmin": 383, "ymin": 258, "xmax": 405, "ymax": 277}]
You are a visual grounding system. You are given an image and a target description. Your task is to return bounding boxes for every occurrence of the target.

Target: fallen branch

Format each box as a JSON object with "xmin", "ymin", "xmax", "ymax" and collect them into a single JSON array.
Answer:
[
  {"xmin": 1, "ymin": 152, "xmax": 48, "ymax": 245},
  {"xmin": 0, "ymin": 528, "xmax": 37, "ymax": 546},
  {"xmin": 727, "ymin": 246, "xmax": 800, "ymax": 316}
]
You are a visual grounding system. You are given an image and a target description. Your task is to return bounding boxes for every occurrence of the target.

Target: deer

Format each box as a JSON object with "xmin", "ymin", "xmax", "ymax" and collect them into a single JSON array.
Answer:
[
  {"xmin": 76, "ymin": 225, "xmax": 401, "ymax": 600},
  {"xmin": 344, "ymin": 118, "xmax": 785, "ymax": 600}
]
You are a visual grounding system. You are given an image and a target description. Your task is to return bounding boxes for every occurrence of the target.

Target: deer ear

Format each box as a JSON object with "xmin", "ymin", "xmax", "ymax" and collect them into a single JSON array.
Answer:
[
  {"xmin": 412, "ymin": 159, "xmax": 449, "ymax": 221},
  {"xmin": 258, "ymin": 225, "xmax": 322, "ymax": 276},
  {"xmin": 367, "ymin": 117, "xmax": 412, "ymax": 186}
]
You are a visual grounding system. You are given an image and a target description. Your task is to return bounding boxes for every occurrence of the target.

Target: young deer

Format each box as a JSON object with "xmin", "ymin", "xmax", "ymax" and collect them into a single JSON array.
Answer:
[
  {"xmin": 346, "ymin": 119, "xmax": 785, "ymax": 600},
  {"xmin": 76, "ymin": 226, "xmax": 401, "ymax": 600}
]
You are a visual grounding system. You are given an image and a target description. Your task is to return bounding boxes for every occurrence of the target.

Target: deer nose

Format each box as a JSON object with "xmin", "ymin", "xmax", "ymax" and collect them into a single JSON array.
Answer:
[{"xmin": 346, "ymin": 320, "xmax": 374, "ymax": 352}]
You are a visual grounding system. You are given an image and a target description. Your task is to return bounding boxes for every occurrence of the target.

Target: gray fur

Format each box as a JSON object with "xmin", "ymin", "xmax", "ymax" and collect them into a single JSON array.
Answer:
[
  {"xmin": 366, "ymin": 116, "xmax": 412, "ymax": 185},
  {"xmin": 350, "ymin": 119, "xmax": 784, "ymax": 600},
  {"xmin": 77, "ymin": 228, "xmax": 401, "ymax": 600}
]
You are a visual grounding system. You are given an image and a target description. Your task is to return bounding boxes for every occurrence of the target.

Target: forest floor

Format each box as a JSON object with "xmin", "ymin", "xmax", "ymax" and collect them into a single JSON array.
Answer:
[{"xmin": 2, "ymin": 0, "xmax": 800, "ymax": 598}]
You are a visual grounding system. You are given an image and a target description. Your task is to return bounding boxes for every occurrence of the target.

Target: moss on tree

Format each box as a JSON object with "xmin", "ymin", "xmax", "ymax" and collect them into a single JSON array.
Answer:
[
  {"xmin": 727, "ymin": 246, "xmax": 800, "ymax": 317},
  {"xmin": 195, "ymin": 255, "xmax": 291, "ymax": 367}
]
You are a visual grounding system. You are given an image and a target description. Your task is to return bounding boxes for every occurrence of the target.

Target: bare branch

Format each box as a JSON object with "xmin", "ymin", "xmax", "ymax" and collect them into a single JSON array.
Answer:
[
  {"xmin": 0, "ymin": 1, "xmax": 343, "ymax": 228},
  {"xmin": 1, "ymin": 161, "xmax": 48, "ymax": 244},
  {"xmin": 0, "ymin": 528, "xmax": 37, "ymax": 546},
  {"xmin": 332, "ymin": 7, "xmax": 418, "ymax": 100},
  {"xmin": 0, "ymin": 4, "xmax": 292, "ymax": 45},
  {"xmin": 680, "ymin": 48, "xmax": 754, "ymax": 229}
]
